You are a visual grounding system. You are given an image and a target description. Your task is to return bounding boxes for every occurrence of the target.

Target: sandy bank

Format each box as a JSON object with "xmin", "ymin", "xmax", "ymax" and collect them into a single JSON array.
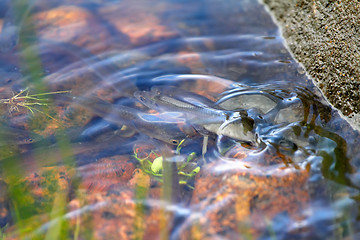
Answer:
[{"xmin": 261, "ymin": 0, "xmax": 360, "ymax": 130}]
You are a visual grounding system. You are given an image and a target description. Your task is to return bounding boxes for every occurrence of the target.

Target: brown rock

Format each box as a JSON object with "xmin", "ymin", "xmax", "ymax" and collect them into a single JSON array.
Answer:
[
  {"xmin": 99, "ymin": 1, "xmax": 178, "ymax": 47},
  {"xmin": 33, "ymin": 5, "xmax": 114, "ymax": 54},
  {"xmin": 180, "ymin": 159, "xmax": 310, "ymax": 239},
  {"xmin": 78, "ymin": 155, "xmax": 136, "ymax": 193}
]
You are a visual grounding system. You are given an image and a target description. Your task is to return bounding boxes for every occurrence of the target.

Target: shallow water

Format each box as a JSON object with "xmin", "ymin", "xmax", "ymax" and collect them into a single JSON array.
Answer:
[{"xmin": 0, "ymin": 0, "xmax": 359, "ymax": 239}]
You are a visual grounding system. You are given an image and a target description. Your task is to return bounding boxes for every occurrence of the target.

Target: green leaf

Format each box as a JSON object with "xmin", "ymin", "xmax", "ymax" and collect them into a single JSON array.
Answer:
[{"xmin": 151, "ymin": 156, "xmax": 163, "ymax": 173}]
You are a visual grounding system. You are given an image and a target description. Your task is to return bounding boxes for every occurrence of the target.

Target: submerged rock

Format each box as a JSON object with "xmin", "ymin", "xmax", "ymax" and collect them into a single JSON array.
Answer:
[{"xmin": 180, "ymin": 159, "xmax": 310, "ymax": 239}]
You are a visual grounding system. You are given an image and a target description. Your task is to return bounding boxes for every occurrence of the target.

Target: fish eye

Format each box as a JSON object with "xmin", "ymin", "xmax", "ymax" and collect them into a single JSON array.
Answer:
[
  {"xmin": 172, "ymin": 140, "xmax": 179, "ymax": 144},
  {"xmin": 139, "ymin": 96, "xmax": 145, "ymax": 101}
]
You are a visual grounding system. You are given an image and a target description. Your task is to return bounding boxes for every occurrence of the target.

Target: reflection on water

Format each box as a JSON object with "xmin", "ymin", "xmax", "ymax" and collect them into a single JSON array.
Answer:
[{"xmin": 0, "ymin": 0, "xmax": 359, "ymax": 239}]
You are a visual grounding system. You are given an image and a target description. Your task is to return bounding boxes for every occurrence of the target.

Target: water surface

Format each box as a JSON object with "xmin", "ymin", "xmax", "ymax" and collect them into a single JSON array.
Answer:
[{"xmin": 0, "ymin": 0, "xmax": 359, "ymax": 239}]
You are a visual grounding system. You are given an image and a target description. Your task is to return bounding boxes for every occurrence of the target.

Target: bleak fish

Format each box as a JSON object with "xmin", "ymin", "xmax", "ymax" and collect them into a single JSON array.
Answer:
[
  {"xmin": 150, "ymin": 85, "xmax": 219, "ymax": 109},
  {"xmin": 135, "ymin": 90, "xmax": 224, "ymax": 124},
  {"xmin": 70, "ymin": 96, "xmax": 192, "ymax": 145},
  {"xmin": 217, "ymin": 91, "xmax": 278, "ymax": 114},
  {"xmin": 135, "ymin": 88, "xmax": 255, "ymax": 142}
]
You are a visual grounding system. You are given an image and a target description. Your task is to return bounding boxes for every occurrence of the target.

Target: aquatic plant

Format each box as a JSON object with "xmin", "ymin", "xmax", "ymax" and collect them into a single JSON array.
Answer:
[
  {"xmin": 0, "ymin": 1, "xmax": 76, "ymax": 238},
  {"xmin": 133, "ymin": 140, "xmax": 200, "ymax": 188},
  {"xmin": 0, "ymin": 88, "xmax": 70, "ymax": 120}
]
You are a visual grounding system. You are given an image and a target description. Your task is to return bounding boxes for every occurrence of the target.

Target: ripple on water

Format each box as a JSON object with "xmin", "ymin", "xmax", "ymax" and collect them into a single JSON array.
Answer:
[{"xmin": 0, "ymin": 0, "xmax": 359, "ymax": 239}]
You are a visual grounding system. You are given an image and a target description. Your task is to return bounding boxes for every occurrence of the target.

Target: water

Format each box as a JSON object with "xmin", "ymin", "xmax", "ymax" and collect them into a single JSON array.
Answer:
[{"xmin": 0, "ymin": 0, "xmax": 359, "ymax": 239}]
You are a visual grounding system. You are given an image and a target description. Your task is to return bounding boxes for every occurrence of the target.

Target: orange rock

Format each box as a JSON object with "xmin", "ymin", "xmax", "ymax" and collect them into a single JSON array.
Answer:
[
  {"xmin": 74, "ymin": 166, "xmax": 166, "ymax": 239},
  {"xmin": 21, "ymin": 166, "xmax": 72, "ymax": 195},
  {"xmin": 78, "ymin": 155, "xmax": 136, "ymax": 193},
  {"xmin": 180, "ymin": 159, "xmax": 310, "ymax": 239},
  {"xmin": 99, "ymin": 1, "xmax": 178, "ymax": 46},
  {"xmin": 0, "ymin": 165, "xmax": 74, "ymax": 238},
  {"xmin": 128, "ymin": 168, "xmax": 150, "ymax": 190},
  {"xmin": 33, "ymin": 5, "xmax": 114, "ymax": 54},
  {"xmin": 87, "ymin": 188, "xmax": 136, "ymax": 240}
]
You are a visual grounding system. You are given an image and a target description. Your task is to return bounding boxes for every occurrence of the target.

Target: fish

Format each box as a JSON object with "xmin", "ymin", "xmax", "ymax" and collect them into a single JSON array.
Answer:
[
  {"xmin": 135, "ymin": 87, "xmax": 226, "ymax": 125},
  {"xmin": 216, "ymin": 91, "xmax": 278, "ymax": 114},
  {"xmin": 69, "ymin": 96, "xmax": 193, "ymax": 145},
  {"xmin": 134, "ymin": 87, "xmax": 255, "ymax": 142},
  {"xmin": 0, "ymin": 123, "xmax": 46, "ymax": 147},
  {"xmin": 150, "ymin": 85, "xmax": 220, "ymax": 109}
]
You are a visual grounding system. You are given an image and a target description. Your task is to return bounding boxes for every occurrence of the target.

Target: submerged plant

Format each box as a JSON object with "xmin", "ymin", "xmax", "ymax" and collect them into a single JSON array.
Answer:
[
  {"xmin": 133, "ymin": 140, "xmax": 200, "ymax": 188},
  {"xmin": 0, "ymin": 226, "xmax": 6, "ymax": 240},
  {"xmin": 0, "ymin": 88, "xmax": 70, "ymax": 121}
]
